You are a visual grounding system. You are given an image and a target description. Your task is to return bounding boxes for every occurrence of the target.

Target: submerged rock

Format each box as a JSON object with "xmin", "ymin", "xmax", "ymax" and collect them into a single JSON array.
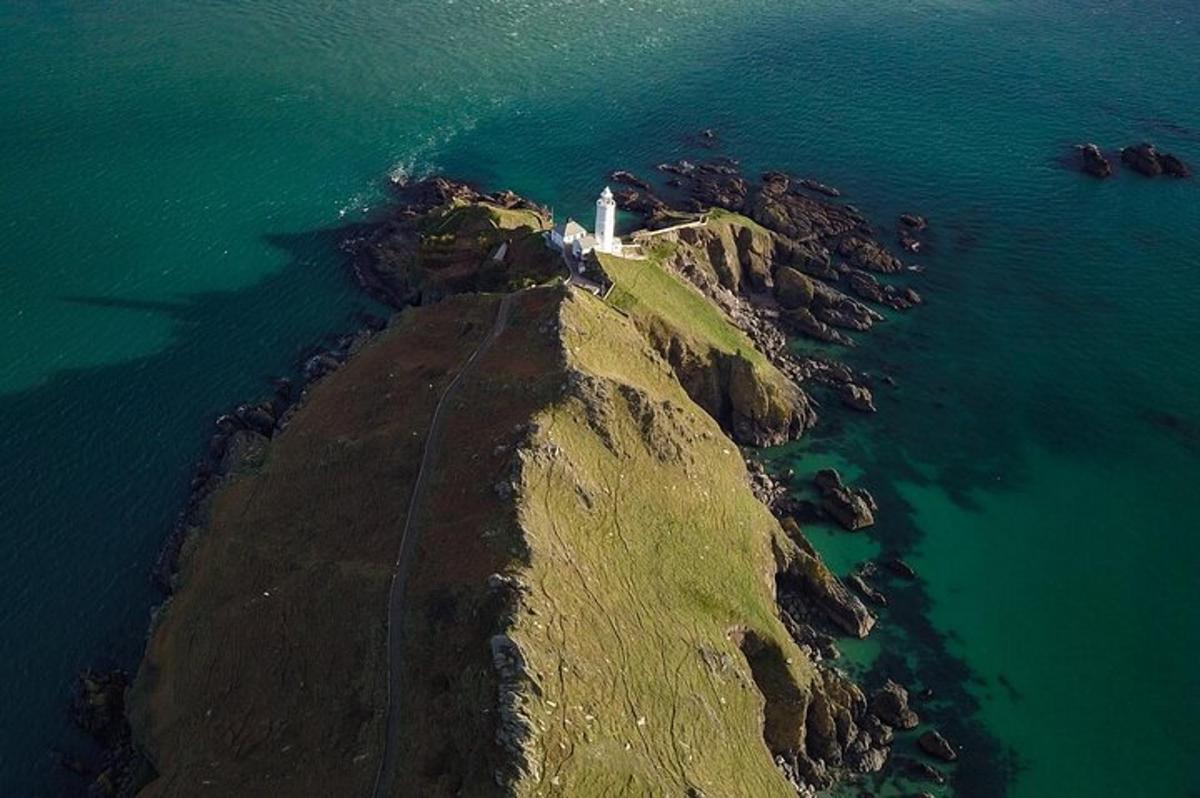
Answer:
[
  {"xmin": 608, "ymin": 169, "xmax": 653, "ymax": 192},
  {"xmin": 918, "ymin": 729, "xmax": 958, "ymax": 762},
  {"xmin": 886, "ymin": 558, "xmax": 918, "ymax": 579},
  {"xmin": 798, "ymin": 178, "xmax": 842, "ymax": 197}
]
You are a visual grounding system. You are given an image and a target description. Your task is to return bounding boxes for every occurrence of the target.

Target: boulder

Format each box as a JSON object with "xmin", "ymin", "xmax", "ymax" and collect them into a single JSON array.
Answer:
[
  {"xmin": 1159, "ymin": 152, "xmax": 1192, "ymax": 178},
  {"xmin": 1077, "ymin": 143, "xmax": 1113, "ymax": 178},
  {"xmin": 840, "ymin": 383, "xmax": 877, "ymax": 413},
  {"xmin": 837, "ymin": 236, "xmax": 904, "ymax": 273},
  {"xmin": 774, "ymin": 266, "xmax": 816, "ymax": 309},
  {"xmin": 898, "ymin": 213, "xmax": 928, "ymax": 230},
  {"xmin": 918, "ymin": 729, "xmax": 958, "ymax": 762},
  {"xmin": 869, "ymin": 680, "xmax": 919, "ymax": 729},
  {"xmin": 814, "ymin": 468, "xmax": 877, "ymax": 530},
  {"xmin": 1121, "ymin": 143, "xmax": 1165, "ymax": 176}
]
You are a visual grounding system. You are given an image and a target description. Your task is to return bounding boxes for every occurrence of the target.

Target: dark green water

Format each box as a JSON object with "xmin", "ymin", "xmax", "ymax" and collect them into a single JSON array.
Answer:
[{"xmin": 2, "ymin": 1, "xmax": 1197, "ymax": 794}]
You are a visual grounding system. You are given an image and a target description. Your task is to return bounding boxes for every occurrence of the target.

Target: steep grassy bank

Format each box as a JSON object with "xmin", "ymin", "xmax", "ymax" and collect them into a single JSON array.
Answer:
[{"xmin": 127, "ymin": 295, "xmax": 503, "ymax": 796}]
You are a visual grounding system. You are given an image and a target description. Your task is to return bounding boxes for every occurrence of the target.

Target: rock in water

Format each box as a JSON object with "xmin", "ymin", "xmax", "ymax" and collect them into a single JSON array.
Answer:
[
  {"xmin": 885, "ymin": 557, "xmax": 918, "ymax": 579},
  {"xmin": 1159, "ymin": 152, "xmax": 1192, "ymax": 178},
  {"xmin": 608, "ymin": 169, "xmax": 653, "ymax": 192},
  {"xmin": 918, "ymin": 729, "xmax": 958, "ymax": 762},
  {"xmin": 799, "ymin": 177, "xmax": 842, "ymax": 197},
  {"xmin": 840, "ymin": 383, "xmax": 877, "ymax": 413},
  {"xmin": 1077, "ymin": 143, "xmax": 1113, "ymax": 178},
  {"xmin": 869, "ymin": 680, "xmax": 920, "ymax": 729},
  {"xmin": 898, "ymin": 213, "xmax": 928, "ymax": 230},
  {"xmin": 814, "ymin": 468, "xmax": 877, "ymax": 530},
  {"xmin": 1121, "ymin": 142, "xmax": 1165, "ymax": 176}
]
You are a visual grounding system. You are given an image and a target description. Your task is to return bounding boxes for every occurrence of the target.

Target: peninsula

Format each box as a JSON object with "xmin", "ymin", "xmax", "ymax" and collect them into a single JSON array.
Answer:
[{"xmin": 114, "ymin": 161, "xmax": 944, "ymax": 797}]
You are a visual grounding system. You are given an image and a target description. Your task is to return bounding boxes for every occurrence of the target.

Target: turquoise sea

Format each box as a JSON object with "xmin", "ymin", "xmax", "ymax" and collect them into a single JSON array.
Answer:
[{"xmin": 2, "ymin": 1, "xmax": 1197, "ymax": 794}]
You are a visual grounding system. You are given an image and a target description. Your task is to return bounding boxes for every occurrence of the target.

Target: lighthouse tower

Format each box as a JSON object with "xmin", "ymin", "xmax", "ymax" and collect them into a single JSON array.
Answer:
[{"xmin": 595, "ymin": 186, "xmax": 618, "ymax": 254}]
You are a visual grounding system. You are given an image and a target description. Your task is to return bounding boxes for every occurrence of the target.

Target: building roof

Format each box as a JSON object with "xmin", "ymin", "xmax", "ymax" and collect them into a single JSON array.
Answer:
[
  {"xmin": 554, "ymin": 219, "xmax": 587, "ymax": 238},
  {"xmin": 575, "ymin": 234, "xmax": 598, "ymax": 251}
]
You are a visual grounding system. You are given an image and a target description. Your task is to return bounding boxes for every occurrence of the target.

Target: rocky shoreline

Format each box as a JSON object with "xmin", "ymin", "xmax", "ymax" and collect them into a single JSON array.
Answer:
[{"xmin": 74, "ymin": 146, "xmax": 972, "ymax": 796}]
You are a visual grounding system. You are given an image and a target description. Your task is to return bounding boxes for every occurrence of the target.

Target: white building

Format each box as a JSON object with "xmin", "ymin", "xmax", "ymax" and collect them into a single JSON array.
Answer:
[
  {"xmin": 545, "ymin": 188, "xmax": 622, "ymax": 259},
  {"xmin": 548, "ymin": 219, "xmax": 586, "ymax": 251},
  {"xmin": 594, "ymin": 186, "xmax": 618, "ymax": 254}
]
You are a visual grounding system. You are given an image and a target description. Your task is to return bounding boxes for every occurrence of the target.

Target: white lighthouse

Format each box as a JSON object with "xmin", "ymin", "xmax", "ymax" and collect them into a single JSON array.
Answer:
[{"xmin": 594, "ymin": 186, "xmax": 618, "ymax": 254}]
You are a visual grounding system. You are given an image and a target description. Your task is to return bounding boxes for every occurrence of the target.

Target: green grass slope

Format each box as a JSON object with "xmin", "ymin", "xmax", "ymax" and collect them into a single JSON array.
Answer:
[
  {"xmin": 499, "ymin": 289, "xmax": 820, "ymax": 796},
  {"xmin": 598, "ymin": 248, "xmax": 813, "ymax": 446}
]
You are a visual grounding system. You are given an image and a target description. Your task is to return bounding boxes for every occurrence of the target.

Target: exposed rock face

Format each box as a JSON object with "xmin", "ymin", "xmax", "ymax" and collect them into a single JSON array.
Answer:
[
  {"xmin": 1078, "ymin": 143, "xmax": 1113, "ymax": 178},
  {"xmin": 847, "ymin": 572, "xmax": 887, "ymax": 606},
  {"xmin": 489, "ymin": 634, "xmax": 538, "ymax": 781},
  {"xmin": 814, "ymin": 468, "xmax": 877, "ymax": 530},
  {"xmin": 918, "ymin": 729, "xmax": 959, "ymax": 762},
  {"xmin": 846, "ymin": 271, "xmax": 921, "ymax": 311},
  {"xmin": 775, "ymin": 266, "xmax": 816, "ymax": 309},
  {"xmin": 838, "ymin": 236, "xmax": 904, "ymax": 273},
  {"xmin": 648, "ymin": 326, "xmax": 816, "ymax": 446},
  {"xmin": 870, "ymin": 680, "xmax": 920, "ymax": 730},
  {"xmin": 774, "ymin": 523, "xmax": 876, "ymax": 639}
]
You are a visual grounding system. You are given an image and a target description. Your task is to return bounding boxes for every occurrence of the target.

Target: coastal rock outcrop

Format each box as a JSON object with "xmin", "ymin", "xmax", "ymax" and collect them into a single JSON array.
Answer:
[
  {"xmin": 870, "ymin": 680, "xmax": 920, "ymax": 729},
  {"xmin": 840, "ymin": 383, "xmax": 877, "ymax": 413},
  {"xmin": 918, "ymin": 729, "xmax": 959, "ymax": 762},
  {"xmin": 775, "ymin": 266, "xmax": 816, "ymax": 309},
  {"xmin": 814, "ymin": 468, "xmax": 877, "ymax": 530},
  {"xmin": 1078, "ymin": 143, "xmax": 1113, "ymax": 178},
  {"xmin": 1121, "ymin": 142, "xmax": 1191, "ymax": 178},
  {"xmin": 774, "ymin": 521, "xmax": 876, "ymax": 639}
]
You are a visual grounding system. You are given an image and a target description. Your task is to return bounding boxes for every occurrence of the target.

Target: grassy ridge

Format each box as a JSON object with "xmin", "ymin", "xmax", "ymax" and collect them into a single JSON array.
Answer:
[
  {"xmin": 504, "ymin": 290, "xmax": 814, "ymax": 796},
  {"xmin": 602, "ymin": 251, "xmax": 765, "ymax": 364}
]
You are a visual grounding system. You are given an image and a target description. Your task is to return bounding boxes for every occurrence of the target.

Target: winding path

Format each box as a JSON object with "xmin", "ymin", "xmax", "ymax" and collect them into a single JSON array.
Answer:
[{"xmin": 370, "ymin": 293, "xmax": 514, "ymax": 798}]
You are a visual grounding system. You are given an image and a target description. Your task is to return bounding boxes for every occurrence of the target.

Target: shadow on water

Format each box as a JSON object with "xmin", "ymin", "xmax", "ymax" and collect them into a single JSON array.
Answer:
[{"xmin": 0, "ymin": 227, "xmax": 378, "ymax": 795}]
